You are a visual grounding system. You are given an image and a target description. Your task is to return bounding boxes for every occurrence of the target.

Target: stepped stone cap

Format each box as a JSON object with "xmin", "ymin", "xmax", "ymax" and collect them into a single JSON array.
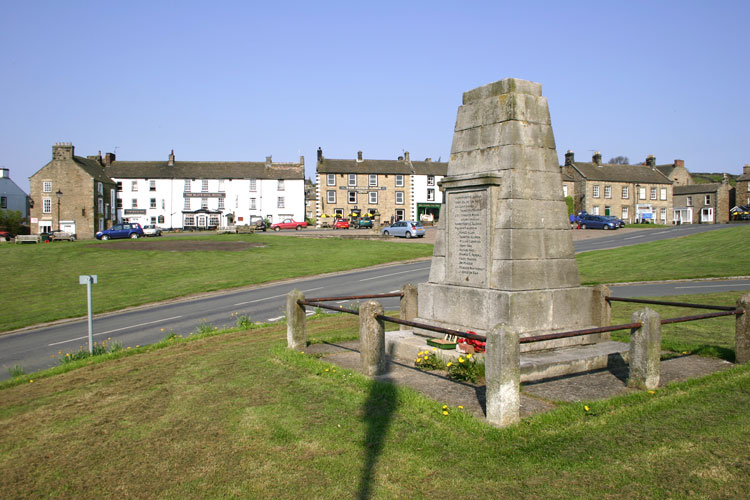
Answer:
[{"xmin": 463, "ymin": 78, "xmax": 542, "ymax": 104}]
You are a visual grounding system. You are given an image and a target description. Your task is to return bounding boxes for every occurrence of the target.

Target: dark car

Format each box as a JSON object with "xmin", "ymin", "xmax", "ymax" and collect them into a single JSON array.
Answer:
[
  {"xmin": 602, "ymin": 215, "xmax": 626, "ymax": 228},
  {"xmin": 96, "ymin": 223, "xmax": 144, "ymax": 240},
  {"xmin": 355, "ymin": 218, "xmax": 374, "ymax": 229},
  {"xmin": 577, "ymin": 215, "xmax": 618, "ymax": 230},
  {"xmin": 0, "ymin": 230, "xmax": 10, "ymax": 241}
]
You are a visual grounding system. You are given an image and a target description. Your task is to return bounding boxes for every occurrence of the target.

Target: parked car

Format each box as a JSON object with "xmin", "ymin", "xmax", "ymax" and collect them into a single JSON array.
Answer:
[
  {"xmin": 577, "ymin": 215, "xmax": 618, "ymax": 230},
  {"xmin": 95, "ymin": 223, "xmax": 144, "ymax": 240},
  {"xmin": 142, "ymin": 225, "xmax": 162, "ymax": 237},
  {"xmin": 381, "ymin": 220, "xmax": 426, "ymax": 238},
  {"xmin": 0, "ymin": 230, "xmax": 11, "ymax": 241},
  {"xmin": 601, "ymin": 215, "xmax": 626, "ymax": 228},
  {"xmin": 333, "ymin": 218, "xmax": 350, "ymax": 229},
  {"xmin": 355, "ymin": 218, "xmax": 373, "ymax": 229},
  {"xmin": 252, "ymin": 218, "xmax": 267, "ymax": 231},
  {"xmin": 40, "ymin": 230, "xmax": 77, "ymax": 242},
  {"xmin": 270, "ymin": 218, "xmax": 308, "ymax": 231}
]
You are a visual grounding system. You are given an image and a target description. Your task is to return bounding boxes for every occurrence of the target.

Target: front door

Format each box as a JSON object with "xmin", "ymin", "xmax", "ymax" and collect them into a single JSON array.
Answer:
[{"xmin": 197, "ymin": 215, "xmax": 207, "ymax": 228}]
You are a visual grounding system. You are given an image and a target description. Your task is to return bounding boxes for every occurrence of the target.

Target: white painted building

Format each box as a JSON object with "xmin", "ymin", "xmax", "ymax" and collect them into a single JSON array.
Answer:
[{"xmin": 105, "ymin": 151, "xmax": 305, "ymax": 229}]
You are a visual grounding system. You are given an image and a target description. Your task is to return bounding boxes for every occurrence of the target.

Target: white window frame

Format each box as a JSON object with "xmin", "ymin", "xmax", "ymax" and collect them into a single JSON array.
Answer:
[
  {"xmin": 218, "ymin": 197, "xmax": 225, "ymax": 209},
  {"xmin": 277, "ymin": 179, "xmax": 285, "ymax": 191},
  {"xmin": 650, "ymin": 187, "xmax": 657, "ymax": 200},
  {"xmin": 592, "ymin": 185, "xmax": 600, "ymax": 198},
  {"xmin": 396, "ymin": 175, "xmax": 404, "ymax": 187},
  {"xmin": 705, "ymin": 195, "xmax": 711, "ymax": 205},
  {"xmin": 369, "ymin": 191, "xmax": 378, "ymax": 204},
  {"xmin": 660, "ymin": 188, "xmax": 667, "ymax": 201},
  {"xmin": 149, "ymin": 180, "xmax": 156, "ymax": 192},
  {"xmin": 660, "ymin": 207, "xmax": 667, "ymax": 221},
  {"xmin": 201, "ymin": 179, "xmax": 209, "ymax": 192},
  {"xmin": 184, "ymin": 198, "xmax": 191, "ymax": 210},
  {"xmin": 562, "ymin": 185, "xmax": 568, "ymax": 197},
  {"xmin": 131, "ymin": 181, "xmax": 138, "ymax": 192},
  {"xmin": 218, "ymin": 180, "xmax": 225, "ymax": 192},
  {"xmin": 201, "ymin": 198, "xmax": 208, "ymax": 209},
  {"xmin": 369, "ymin": 174, "xmax": 378, "ymax": 187},
  {"xmin": 43, "ymin": 198, "xmax": 52, "ymax": 213},
  {"xmin": 327, "ymin": 174, "xmax": 336, "ymax": 186},
  {"xmin": 622, "ymin": 207, "xmax": 629, "ymax": 220},
  {"xmin": 184, "ymin": 179, "xmax": 191, "ymax": 192},
  {"xmin": 348, "ymin": 174, "xmax": 356, "ymax": 186},
  {"xmin": 395, "ymin": 191, "xmax": 404, "ymax": 205},
  {"xmin": 427, "ymin": 175, "xmax": 435, "ymax": 186},
  {"xmin": 686, "ymin": 196, "xmax": 693, "ymax": 207},
  {"xmin": 43, "ymin": 181, "xmax": 52, "ymax": 193},
  {"xmin": 277, "ymin": 197, "xmax": 285, "ymax": 209},
  {"xmin": 249, "ymin": 197, "xmax": 257, "ymax": 210},
  {"xmin": 604, "ymin": 185, "xmax": 611, "ymax": 199},
  {"xmin": 150, "ymin": 198, "xmax": 157, "ymax": 209},
  {"xmin": 621, "ymin": 186, "xmax": 629, "ymax": 199},
  {"xmin": 98, "ymin": 182, "xmax": 104, "ymax": 195},
  {"xmin": 131, "ymin": 199, "xmax": 138, "ymax": 208},
  {"xmin": 639, "ymin": 187, "xmax": 646, "ymax": 200},
  {"xmin": 249, "ymin": 178, "xmax": 257, "ymax": 192},
  {"xmin": 348, "ymin": 191, "xmax": 357, "ymax": 204},
  {"xmin": 327, "ymin": 190, "xmax": 336, "ymax": 204},
  {"xmin": 427, "ymin": 188, "xmax": 435, "ymax": 201}
]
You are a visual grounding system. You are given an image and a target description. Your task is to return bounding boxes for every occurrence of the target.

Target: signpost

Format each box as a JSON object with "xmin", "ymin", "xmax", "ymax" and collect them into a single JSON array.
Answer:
[{"xmin": 79, "ymin": 275, "xmax": 98, "ymax": 354}]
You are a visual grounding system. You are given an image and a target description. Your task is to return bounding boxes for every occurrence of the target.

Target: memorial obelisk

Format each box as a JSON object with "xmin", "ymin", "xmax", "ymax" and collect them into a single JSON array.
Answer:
[{"xmin": 416, "ymin": 78, "xmax": 607, "ymax": 349}]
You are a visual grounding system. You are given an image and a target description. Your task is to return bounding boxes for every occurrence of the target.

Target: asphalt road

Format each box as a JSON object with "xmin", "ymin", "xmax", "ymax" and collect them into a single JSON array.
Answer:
[{"xmin": 2, "ymin": 223, "xmax": 746, "ymax": 380}]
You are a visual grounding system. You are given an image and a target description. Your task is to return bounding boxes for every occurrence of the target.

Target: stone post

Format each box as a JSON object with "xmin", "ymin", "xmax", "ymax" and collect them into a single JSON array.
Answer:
[
  {"xmin": 593, "ymin": 284, "xmax": 611, "ymax": 328},
  {"xmin": 400, "ymin": 283, "xmax": 418, "ymax": 330},
  {"xmin": 736, "ymin": 294, "xmax": 750, "ymax": 364},
  {"xmin": 360, "ymin": 300, "xmax": 386, "ymax": 376},
  {"xmin": 286, "ymin": 289, "xmax": 306, "ymax": 350},
  {"xmin": 628, "ymin": 308, "xmax": 661, "ymax": 390},
  {"xmin": 485, "ymin": 323, "xmax": 520, "ymax": 428}
]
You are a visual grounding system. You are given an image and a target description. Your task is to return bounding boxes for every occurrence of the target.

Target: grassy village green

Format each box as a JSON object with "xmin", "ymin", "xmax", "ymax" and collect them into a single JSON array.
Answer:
[
  {"xmin": 0, "ymin": 234, "xmax": 433, "ymax": 332},
  {"xmin": 1, "ymin": 225, "xmax": 748, "ymax": 333},
  {"xmin": 1, "ymin": 297, "xmax": 748, "ymax": 499}
]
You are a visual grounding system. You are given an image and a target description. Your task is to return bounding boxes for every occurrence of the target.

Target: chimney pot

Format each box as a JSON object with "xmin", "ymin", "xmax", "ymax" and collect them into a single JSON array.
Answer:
[
  {"xmin": 674, "ymin": 159, "xmax": 684, "ymax": 168},
  {"xmin": 317, "ymin": 147, "xmax": 323, "ymax": 162},
  {"xmin": 397, "ymin": 156, "xmax": 403, "ymax": 161},
  {"xmin": 592, "ymin": 151, "xmax": 602, "ymax": 166},
  {"xmin": 265, "ymin": 155, "xmax": 272, "ymax": 166},
  {"xmin": 646, "ymin": 155, "xmax": 656, "ymax": 168},
  {"xmin": 564, "ymin": 150, "xmax": 575, "ymax": 166},
  {"xmin": 425, "ymin": 157, "xmax": 432, "ymax": 162},
  {"xmin": 168, "ymin": 149, "xmax": 175, "ymax": 167},
  {"xmin": 404, "ymin": 151, "xmax": 410, "ymax": 162},
  {"xmin": 357, "ymin": 150, "xmax": 363, "ymax": 161}
]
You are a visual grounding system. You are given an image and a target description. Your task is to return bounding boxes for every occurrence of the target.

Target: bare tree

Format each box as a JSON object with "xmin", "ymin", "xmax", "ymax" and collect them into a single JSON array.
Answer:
[{"xmin": 608, "ymin": 156, "xmax": 630, "ymax": 165}]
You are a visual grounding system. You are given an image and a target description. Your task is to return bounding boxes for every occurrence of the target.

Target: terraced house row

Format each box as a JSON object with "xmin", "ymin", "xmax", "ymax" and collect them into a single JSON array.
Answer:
[{"xmin": 22, "ymin": 143, "xmax": 749, "ymax": 238}]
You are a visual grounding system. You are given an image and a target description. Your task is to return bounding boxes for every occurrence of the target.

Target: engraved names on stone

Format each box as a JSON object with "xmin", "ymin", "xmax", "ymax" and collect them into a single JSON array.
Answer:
[{"xmin": 447, "ymin": 190, "xmax": 488, "ymax": 287}]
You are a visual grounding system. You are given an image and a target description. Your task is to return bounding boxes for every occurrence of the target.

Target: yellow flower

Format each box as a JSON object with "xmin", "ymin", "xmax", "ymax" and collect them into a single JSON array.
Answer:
[
  {"xmin": 648, "ymin": 390, "xmax": 655, "ymax": 394},
  {"xmin": 458, "ymin": 405, "xmax": 464, "ymax": 409},
  {"xmin": 432, "ymin": 347, "xmax": 437, "ymax": 351},
  {"xmin": 160, "ymin": 328, "xmax": 165, "ymax": 332},
  {"xmin": 29, "ymin": 379, "xmax": 34, "ymax": 383},
  {"xmin": 301, "ymin": 351, "xmax": 305, "ymax": 354},
  {"xmin": 446, "ymin": 362, "xmax": 452, "ymax": 367},
  {"xmin": 459, "ymin": 358, "xmax": 465, "ymax": 363},
  {"xmin": 325, "ymin": 368, "xmax": 329, "ymax": 372},
  {"xmin": 442, "ymin": 405, "xmax": 448, "ymax": 409},
  {"xmin": 442, "ymin": 411, "xmax": 448, "ymax": 416},
  {"xmin": 332, "ymin": 369, "xmax": 336, "ymax": 373},
  {"xmin": 584, "ymin": 406, "xmax": 590, "ymax": 412},
  {"xmin": 466, "ymin": 353, "xmax": 473, "ymax": 359},
  {"xmin": 136, "ymin": 345, "xmax": 140, "ymax": 348}
]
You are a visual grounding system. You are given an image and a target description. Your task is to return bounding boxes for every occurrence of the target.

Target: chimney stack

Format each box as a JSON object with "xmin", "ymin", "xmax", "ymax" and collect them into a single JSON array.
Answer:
[
  {"xmin": 52, "ymin": 142, "xmax": 74, "ymax": 161},
  {"xmin": 357, "ymin": 150, "xmax": 363, "ymax": 162},
  {"xmin": 674, "ymin": 159, "xmax": 684, "ymax": 168},
  {"xmin": 397, "ymin": 156, "xmax": 403, "ymax": 161},
  {"xmin": 404, "ymin": 151, "xmax": 410, "ymax": 162},
  {"xmin": 299, "ymin": 156, "xmax": 304, "ymax": 167},
  {"xmin": 564, "ymin": 150, "xmax": 575, "ymax": 166},
  {"xmin": 317, "ymin": 147, "xmax": 323, "ymax": 162},
  {"xmin": 265, "ymin": 155, "xmax": 272, "ymax": 167},
  {"xmin": 425, "ymin": 157, "xmax": 432, "ymax": 162},
  {"xmin": 722, "ymin": 173, "xmax": 729, "ymax": 184},
  {"xmin": 744, "ymin": 164, "xmax": 750, "ymax": 176},
  {"xmin": 646, "ymin": 155, "xmax": 656, "ymax": 168},
  {"xmin": 592, "ymin": 151, "xmax": 602, "ymax": 166},
  {"xmin": 168, "ymin": 149, "xmax": 175, "ymax": 167},
  {"xmin": 0, "ymin": 168, "xmax": 8, "ymax": 179},
  {"xmin": 104, "ymin": 152, "xmax": 116, "ymax": 166}
]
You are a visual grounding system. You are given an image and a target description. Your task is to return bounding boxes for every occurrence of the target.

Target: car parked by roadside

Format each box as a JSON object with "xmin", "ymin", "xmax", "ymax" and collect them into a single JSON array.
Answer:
[
  {"xmin": 142, "ymin": 225, "xmax": 162, "ymax": 237},
  {"xmin": 577, "ymin": 215, "xmax": 618, "ymax": 230},
  {"xmin": 355, "ymin": 218, "xmax": 373, "ymax": 229},
  {"xmin": 602, "ymin": 215, "xmax": 626, "ymax": 228},
  {"xmin": 95, "ymin": 223, "xmax": 144, "ymax": 240},
  {"xmin": 333, "ymin": 218, "xmax": 350, "ymax": 229},
  {"xmin": 270, "ymin": 218, "xmax": 308, "ymax": 231},
  {"xmin": 40, "ymin": 230, "xmax": 77, "ymax": 242},
  {"xmin": 381, "ymin": 220, "xmax": 425, "ymax": 238},
  {"xmin": 0, "ymin": 230, "xmax": 11, "ymax": 241}
]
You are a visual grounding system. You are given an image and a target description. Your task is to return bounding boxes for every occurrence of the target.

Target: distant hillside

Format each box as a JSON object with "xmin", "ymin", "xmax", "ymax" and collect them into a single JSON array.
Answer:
[{"xmin": 691, "ymin": 172, "xmax": 736, "ymax": 186}]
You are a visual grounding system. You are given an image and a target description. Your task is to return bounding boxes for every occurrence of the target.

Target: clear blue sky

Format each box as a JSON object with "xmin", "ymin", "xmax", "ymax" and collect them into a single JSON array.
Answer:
[{"xmin": 2, "ymin": 0, "xmax": 748, "ymax": 192}]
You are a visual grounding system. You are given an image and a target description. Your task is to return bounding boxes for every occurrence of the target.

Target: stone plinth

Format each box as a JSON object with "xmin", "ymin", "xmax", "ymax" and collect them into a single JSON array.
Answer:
[{"xmin": 416, "ymin": 78, "xmax": 605, "ymax": 349}]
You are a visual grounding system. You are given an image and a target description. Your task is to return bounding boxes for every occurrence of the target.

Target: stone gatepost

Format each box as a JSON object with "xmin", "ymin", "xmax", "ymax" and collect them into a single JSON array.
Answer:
[
  {"xmin": 593, "ymin": 284, "xmax": 612, "ymax": 331},
  {"xmin": 736, "ymin": 294, "xmax": 750, "ymax": 364},
  {"xmin": 485, "ymin": 323, "xmax": 520, "ymax": 428},
  {"xmin": 400, "ymin": 283, "xmax": 418, "ymax": 330},
  {"xmin": 286, "ymin": 289, "xmax": 307, "ymax": 350},
  {"xmin": 360, "ymin": 301, "xmax": 386, "ymax": 376},
  {"xmin": 629, "ymin": 308, "xmax": 661, "ymax": 390}
]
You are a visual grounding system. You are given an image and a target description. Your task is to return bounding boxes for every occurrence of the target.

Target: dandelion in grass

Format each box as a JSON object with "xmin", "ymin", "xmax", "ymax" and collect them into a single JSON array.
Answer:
[
  {"xmin": 584, "ymin": 406, "xmax": 590, "ymax": 412},
  {"xmin": 648, "ymin": 390, "xmax": 655, "ymax": 394},
  {"xmin": 325, "ymin": 368, "xmax": 329, "ymax": 372},
  {"xmin": 442, "ymin": 405, "xmax": 448, "ymax": 409},
  {"xmin": 432, "ymin": 347, "xmax": 437, "ymax": 352},
  {"xmin": 458, "ymin": 405, "xmax": 464, "ymax": 409},
  {"xmin": 442, "ymin": 411, "xmax": 448, "ymax": 416},
  {"xmin": 459, "ymin": 358, "xmax": 465, "ymax": 363},
  {"xmin": 466, "ymin": 353, "xmax": 473, "ymax": 359},
  {"xmin": 446, "ymin": 362, "xmax": 453, "ymax": 367},
  {"xmin": 29, "ymin": 380, "xmax": 34, "ymax": 383}
]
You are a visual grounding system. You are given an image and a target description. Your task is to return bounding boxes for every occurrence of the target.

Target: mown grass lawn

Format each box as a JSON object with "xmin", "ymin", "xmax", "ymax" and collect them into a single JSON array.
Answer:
[
  {"xmin": 1, "ymin": 310, "xmax": 748, "ymax": 499},
  {"xmin": 0, "ymin": 234, "xmax": 433, "ymax": 332}
]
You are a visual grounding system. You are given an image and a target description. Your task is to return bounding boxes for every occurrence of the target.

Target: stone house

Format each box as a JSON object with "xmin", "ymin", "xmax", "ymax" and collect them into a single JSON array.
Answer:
[
  {"xmin": 315, "ymin": 148, "xmax": 447, "ymax": 225},
  {"xmin": 29, "ymin": 143, "xmax": 117, "ymax": 237},
  {"xmin": 104, "ymin": 150, "xmax": 306, "ymax": 229},
  {"xmin": 0, "ymin": 168, "xmax": 30, "ymax": 218},
  {"xmin": 673, "ymin": 177, "xmax": 734, "ymax": 224},
  {"xmin": 655, "ymin": 159, "xmax": 694, "ymax": 186},
  {"xmin": 562, "ymin": 151, "xmax": 674, "ymax": 224},
  {"xmin": 736, "ymin": 164, "xmax": 750, "ymax": 207}
]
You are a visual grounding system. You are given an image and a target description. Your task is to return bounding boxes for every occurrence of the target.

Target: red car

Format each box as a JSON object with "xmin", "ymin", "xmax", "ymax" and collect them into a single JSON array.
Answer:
[
  {"xmin": 270, "ymin": 218, "xmax": 308, "ymax": 231},
  {"xmin": 333, "ymin": 218, "xmax": 350, "ymax": 229}
]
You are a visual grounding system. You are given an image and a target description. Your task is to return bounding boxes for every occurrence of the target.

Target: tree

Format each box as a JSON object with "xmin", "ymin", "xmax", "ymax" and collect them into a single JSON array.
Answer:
[
  {"xmin": 0, "ymin": 209, "xmax": 26, "ymax": 235},
  {"xmin": 608, "ymin": 156, "xmax": 630, "ymax": 165}
]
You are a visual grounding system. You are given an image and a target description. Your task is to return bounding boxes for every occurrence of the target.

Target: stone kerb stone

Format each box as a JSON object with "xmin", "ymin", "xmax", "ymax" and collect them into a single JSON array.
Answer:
[
  {"xmin": 485, "ymin": 323, "xmax": 520, "ymax": 428},
  {"xmin": 628, "ymin": 308, "xmax": 661, "ymax": 390},
  {"xmin": 360, "ymin": 301, "xmax": 386, "ymax": 377},
  {"xmin": 286, "ymin": 289, "xmax": 307, "ymax": 350}
]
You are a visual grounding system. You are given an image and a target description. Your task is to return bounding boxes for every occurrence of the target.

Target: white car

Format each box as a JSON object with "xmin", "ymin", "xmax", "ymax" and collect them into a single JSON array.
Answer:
[{"xmin": 142, "ymin": 225, "xmax": 162, "ymax": 237}]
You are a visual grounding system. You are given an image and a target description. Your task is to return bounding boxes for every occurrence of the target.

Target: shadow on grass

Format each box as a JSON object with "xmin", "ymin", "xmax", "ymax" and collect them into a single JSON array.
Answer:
[{"xmin": 357, "ymin": 345, "xmax": 399, "ymax": 500}]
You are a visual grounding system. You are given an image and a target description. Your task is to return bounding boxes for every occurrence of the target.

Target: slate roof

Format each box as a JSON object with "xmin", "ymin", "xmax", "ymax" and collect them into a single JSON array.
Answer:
[
  {"xmin": 566, "ymin": 161, "xmax": 672, "ymax": 184},
  {"xmin": 737, "ymin": 170, "xmax": 750, "ymax": 182},
  {"xmin": 106, "ymin": 161, "xmax": 304, "ymax": 180},
  {"xmin": 73, "ymin": 156, "xmax": 116, "ymax": 184},
  {"xmin": 674, "ymin": 183, "xmax": 722, "ymax": 195},
  {"xmin": 317, "ymin": 158, "xmax": 448, "ymax": 176}
]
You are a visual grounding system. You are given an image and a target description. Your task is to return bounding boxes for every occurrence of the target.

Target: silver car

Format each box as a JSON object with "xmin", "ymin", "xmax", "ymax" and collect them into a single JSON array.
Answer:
[
  {"xmin": 381, "ymin": 221, "xmax": 426, "ymax": 238},
  {"xmin": 142, "ymin": 225, "xmax": 162, "ymax": 237}
]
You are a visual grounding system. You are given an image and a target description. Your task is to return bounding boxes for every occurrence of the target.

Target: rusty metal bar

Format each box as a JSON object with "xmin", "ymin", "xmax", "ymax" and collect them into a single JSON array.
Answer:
[
  {"xmin": 374, "ymin": 315, "xmax": 487, "ymax": 341},
  {"xmin": 301, "ymin": 300, "xmax": 359, "ymax": 315},
  {"xmin": 520, "ymin": 322, "xmax": 643, "ymax": 344},
  {"xmin": 660, "ymin": 309, "xmax": 739, "ymax": 325},
  {"xmin": 607, "ymin": 296, "xmax": 736, "ymax": 311},
  {"xmin": 301, "ymin": 292, "xmax": 403, "ymax": 303}
]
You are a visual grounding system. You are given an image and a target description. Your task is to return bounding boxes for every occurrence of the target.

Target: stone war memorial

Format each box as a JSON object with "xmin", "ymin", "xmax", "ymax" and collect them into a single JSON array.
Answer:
[{"xmin": 416, "ymin": 77, "xmax": 608, "ymax": 344}]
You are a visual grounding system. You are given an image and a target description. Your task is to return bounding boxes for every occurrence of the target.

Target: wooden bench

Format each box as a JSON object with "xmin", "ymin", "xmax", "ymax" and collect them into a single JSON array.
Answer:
[{"xmin": 15, "ymin": 235, "xmax": 41, "ymax": 244}]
